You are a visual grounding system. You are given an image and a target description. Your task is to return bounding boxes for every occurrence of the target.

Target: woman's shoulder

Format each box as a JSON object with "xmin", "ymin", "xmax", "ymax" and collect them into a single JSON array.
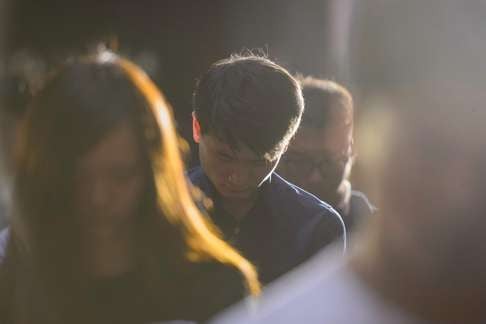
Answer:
[
  {"xmin": 192, "ymin": 260, "xmax": 246, "ymax": 291},
  {"xmin": 179, "ymin": 260, "xmax": 248, "ymax": 321}
]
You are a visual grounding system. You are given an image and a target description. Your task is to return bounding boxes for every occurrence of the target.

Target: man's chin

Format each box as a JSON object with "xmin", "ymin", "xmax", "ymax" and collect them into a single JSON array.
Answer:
[{"xmin": 216, "ymin": 185, "xmax": 254, "ymax": 200}]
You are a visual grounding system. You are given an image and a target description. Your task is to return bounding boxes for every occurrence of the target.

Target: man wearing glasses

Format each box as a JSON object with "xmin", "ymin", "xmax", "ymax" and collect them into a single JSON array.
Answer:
[{"xmin": 279, "ymin": 77, "xmax": 375, "ymax": 236}]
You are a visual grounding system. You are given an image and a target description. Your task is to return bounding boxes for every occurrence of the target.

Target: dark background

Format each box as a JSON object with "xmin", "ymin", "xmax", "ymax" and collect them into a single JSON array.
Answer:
[
  {"xmin": 6, "ymin": 0, "xmax": 485, "ymax": 197},
  {"xmin": 6, "ymin": 0, "xmax": 357, "ymax": 166}
]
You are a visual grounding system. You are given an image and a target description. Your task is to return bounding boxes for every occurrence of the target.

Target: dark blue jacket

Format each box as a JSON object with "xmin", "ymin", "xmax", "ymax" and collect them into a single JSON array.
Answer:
[
  {"xmin": 338, "ymin": 190, "xmax": 376, "ymax": 236},
  {"xmin": 189, "ymin": 167, "xmax": 346, "ymax": 284}
]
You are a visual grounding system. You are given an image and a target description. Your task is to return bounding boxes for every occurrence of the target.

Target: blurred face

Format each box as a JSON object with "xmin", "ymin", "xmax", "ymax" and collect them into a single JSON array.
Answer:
[
  {"xmin": 198, "ymin": 134, "xmax": 279, "ymax": 201},
  {"xmin": 279, "ymin": 109, "xmax": 353, "ymax": 205},
  {"xmin": 74, "ymin": 121, "xmax": 147, "ymax": 231}
]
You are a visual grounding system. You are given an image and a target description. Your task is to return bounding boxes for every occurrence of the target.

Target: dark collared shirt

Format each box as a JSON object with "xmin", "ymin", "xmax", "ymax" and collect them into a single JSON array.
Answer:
[
  {"xmin": 189, "ymin": 167, "xmax": 346, "ymax": 285},
  {"xmin": 338, "ymin": 190, "xmax": 376, "ymax": 237}
]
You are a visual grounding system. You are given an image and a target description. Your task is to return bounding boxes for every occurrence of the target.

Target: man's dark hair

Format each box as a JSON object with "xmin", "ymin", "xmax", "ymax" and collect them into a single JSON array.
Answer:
[
  {"xmin": 193, "ymin": 54, "xmax": 303, "ymax": 161},
  {"xmin": 296, "ymin": 76, "xmax": 353, "ymax": 129}
]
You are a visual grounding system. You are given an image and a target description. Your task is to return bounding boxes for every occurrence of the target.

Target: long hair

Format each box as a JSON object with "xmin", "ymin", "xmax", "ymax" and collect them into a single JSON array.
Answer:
[{"xmin": 0, "ymin": 51, "xmax": 260, "ymax": 322}]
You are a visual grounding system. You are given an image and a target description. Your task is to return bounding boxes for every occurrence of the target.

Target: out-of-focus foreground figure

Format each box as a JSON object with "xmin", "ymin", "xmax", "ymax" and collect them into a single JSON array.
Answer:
[
  {"xmin": 211, "ymin": 1, "xmax": 486, "ymax": 323},
  {"xmin": 0, "ymin": 50, "xmax": 259, "ymax": 324},
  {"xmin": 213, "ymin": 87, "xmax": 486, "ymax": 324}
]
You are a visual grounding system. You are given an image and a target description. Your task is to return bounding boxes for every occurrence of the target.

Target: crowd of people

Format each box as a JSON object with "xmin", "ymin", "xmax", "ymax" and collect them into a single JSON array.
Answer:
[
  {"xmin": 0, "ymin": 48, "xmax": 361, "ymax": 323},
  {"xmin": 0, "ymin": 13, "xmax": 485, "ymax": 323}
]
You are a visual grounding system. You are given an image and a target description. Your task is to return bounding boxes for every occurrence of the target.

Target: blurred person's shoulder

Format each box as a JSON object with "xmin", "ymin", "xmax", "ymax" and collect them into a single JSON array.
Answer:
[
  {"xmin": 345, "ymin": 190, "xmax": 377, "ymax": 233},
  {"xmin": 271, "ymin": 173, "xmax": 335, "ymax": 212},
  {"xmin": 210, "ymin": 247, "xmax": 347, "ymax": 324},
  {"xmin": 269, "ymin": 173, "xmax": 343, "ymax": 224},
  {"xmin": 179, "ymin": 259, "xmax": 249, "ymax": 322},
  {"xmin": 210, "ymin": 247, "xmax": 423, "ymax": 324},
  {"xmin": 350, "ymin": 190, "xmax": 376, "ymax": 218}
]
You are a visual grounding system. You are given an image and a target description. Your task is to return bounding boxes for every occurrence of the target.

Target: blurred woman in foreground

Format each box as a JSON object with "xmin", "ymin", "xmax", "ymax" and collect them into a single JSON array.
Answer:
[{"xmin": 0, "ymin": 50, "xmax": 259, "ymax": 324}]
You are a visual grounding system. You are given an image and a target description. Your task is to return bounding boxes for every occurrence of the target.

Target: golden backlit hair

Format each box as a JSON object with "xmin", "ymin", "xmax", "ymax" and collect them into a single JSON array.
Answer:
[{"xmin": 116, "ymin": 54, "xmax": 261, "ymax": 295}]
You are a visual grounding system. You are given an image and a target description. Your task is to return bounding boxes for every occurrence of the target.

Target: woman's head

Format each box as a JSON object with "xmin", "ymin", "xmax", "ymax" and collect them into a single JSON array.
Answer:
[
  {"xmin": 8, "ymin": 50, "xmax": 259, "ymax": 305},
  {"xmin": 16, "ymin": 52, "xmax": 157, "ymax": 239}
]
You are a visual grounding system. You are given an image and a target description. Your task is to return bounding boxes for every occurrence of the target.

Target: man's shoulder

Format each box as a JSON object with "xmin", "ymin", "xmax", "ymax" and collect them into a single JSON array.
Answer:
[
  {"xmin": 350, "ymin": 190, "xmax": 377, "ymax": 219},
  {"xmin": 211, "ymin": 246, "xmax": 420, "ymax": 324},
  {"xmin": 211, "ymin": 248, "xmax": 351, "ymax": 324},
  {"xmin": 182, "ymin": 260, "xmax": 248, "ymax": 321},
  {"xmin": 269, "ymin": 173, "xmax": 342, "ymax": 222},
  {"xmin": 267, "ymin": 174, "xmax": 346, "ymax": 251},
  {"xmin": 351, "ymin": 191, "xmax": 376, "ymax": 210}
]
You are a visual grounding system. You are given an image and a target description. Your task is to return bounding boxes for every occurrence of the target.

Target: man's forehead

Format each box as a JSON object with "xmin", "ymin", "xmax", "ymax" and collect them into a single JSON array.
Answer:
[
  {"xmin": 310, "ymin": 101, "xmax": 353, "ymax": 126},
  {"xmin": 287, "ymin": 136, "xmax": 324, "ymax": 156},
  {"xmin": 329, "ymin": 105, "xmax": 353, "ymax": 125},
  {"xmin": 291, "ymin": 125, "xmax": 352, "ymax": 152},
  {"xmin": 204, "ymin": 134, "xmax": 267, "ymax": 161}
]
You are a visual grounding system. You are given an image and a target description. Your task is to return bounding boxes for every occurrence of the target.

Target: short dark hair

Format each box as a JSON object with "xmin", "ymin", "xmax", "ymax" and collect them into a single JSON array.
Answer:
[
  {"xmin": 193, "ymin": 54, "xmax": 303, "ymax": 161},
  {"xmin": 296, "ymin": 76, "xmax": 353, "ymax": 129}
]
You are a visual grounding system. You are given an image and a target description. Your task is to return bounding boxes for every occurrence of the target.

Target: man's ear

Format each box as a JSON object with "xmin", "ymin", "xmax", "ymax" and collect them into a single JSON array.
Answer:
[{"xmin": 192, "ymin": 111, "xmax": 201, "ymax": 143}]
